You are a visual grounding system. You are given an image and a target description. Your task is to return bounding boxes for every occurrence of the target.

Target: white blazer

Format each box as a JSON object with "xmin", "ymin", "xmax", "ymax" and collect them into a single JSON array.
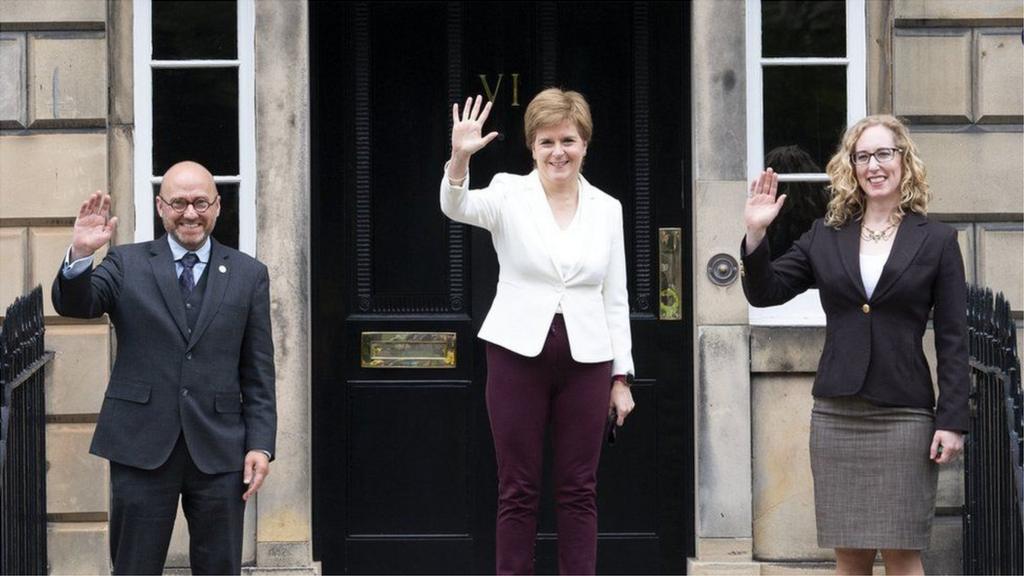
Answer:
[{"xmin": 440, "ymin": 167, "xmax": 635, "ymax": 376}]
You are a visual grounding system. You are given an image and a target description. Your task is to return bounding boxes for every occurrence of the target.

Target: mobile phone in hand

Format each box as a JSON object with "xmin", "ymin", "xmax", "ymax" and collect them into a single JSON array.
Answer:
[{"xmin": 606, "ymin": 407, "xmax": 618, "ymax": 445}]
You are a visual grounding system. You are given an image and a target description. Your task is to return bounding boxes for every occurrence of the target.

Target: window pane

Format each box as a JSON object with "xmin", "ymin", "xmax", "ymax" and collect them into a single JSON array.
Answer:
[
  {"xmin": 762, "ymin": 1, "xmax": 845, "ymax": 58},
  {"xmin": 765, "ymin": 176, "xmax": 830, "ymax": 259},
  {"xmin": 763, "ymin": 66, "xmax": 846, "ymax": 172},
  {"xmin": 153, "ymin": 183, "xmax": 239, "ymax": 249},
  {"xmin": 153, "ymin": 68, "xmax": 239, "ymax": 175},
  {"xmin": 152, "ymin": 0, "xmax": 237, "ymax": 60}
]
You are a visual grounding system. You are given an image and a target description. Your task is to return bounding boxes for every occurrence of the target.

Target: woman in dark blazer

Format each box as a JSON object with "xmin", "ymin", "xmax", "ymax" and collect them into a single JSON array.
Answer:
[
  {"xmin": 741, "ymin": 115, "xmax": 968, "ymax": 575},
  {"xmin": 441, "ymin": 90, "xmax": 635, "ymax": 575}
]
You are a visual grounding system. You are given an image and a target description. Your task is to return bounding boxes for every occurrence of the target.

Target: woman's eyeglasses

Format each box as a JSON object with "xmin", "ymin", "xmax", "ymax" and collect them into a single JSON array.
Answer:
[{"xmin": 850, "ymin": 147, "xmax": 902, "ymax": 166}]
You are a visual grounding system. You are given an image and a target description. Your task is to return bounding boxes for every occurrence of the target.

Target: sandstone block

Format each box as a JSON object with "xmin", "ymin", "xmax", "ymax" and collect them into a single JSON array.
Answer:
[
  {"xmin": 46, "ymin": 423, "xmax": 108, "ymax": 514},
  {"xmin": 761, "ymin": 561, "xmax": 886, "ymax": 575},
  {"xmin": 28, "ymin": 33, "xmax": 107, "ymax": 125},
  {"xmin": 108, "ymin": 0, "xmax": 133, "ymax": 125},
  {"xmin": 915, "ymin": 132, "xmax": 1024, "ymax": 215},
  {"xmin": 698, "ymin": 326, "xmax": 752, "ymax": 538},
  {"xmin": 750, "ymin": 326, "xmax": 825, "ymax": 373},
  {"xmin": 697, "ymin": 537, "xmax": 753, "ymax": 561},
  {"xmin": 751, "ymin": 374, "xmax": 827, "ymax": 561},
  {"xmin": 0, "ymin": 133, "xmax": 107, "ymax": 219},
  {"xmin": 47, "ymin": 522, "xmax": 110, "ymax": 575},
  {"xmin": 977, "ymin": 30, "xmax": 1024, "ymax": 123},
  {"xmin": 0, "ymin": 32, "xmax": 26, "ymax": 127},
  {"xmin": 923, "ymin": 515, "xmax": 962, "ymax": 575},
  {"xmin": 937, "ymin": 456, "xmax": 964, "ymax": 509},
  {"xmin": 895, "ymin": 0, "xmax": 1024, "ymax": 21},
  {"xmin": 0, "ymin": 0, "xmax": 106, "ymax": 24},
  {"xmin": 256, "ymin": 541, "xmax": 313, "ymax": 569},
  {"xmin": 109, "ymin": 124, "xmax": 136, "ymax": 246},
  {"xmin": 692, "ymin": 0, "xmax": 746, "ymax": 181},
  {"xmin": 695, "ymin": 180, "xmax": 749, "ymax": 325},
  {"xmin": 894, "ymin": 31, "xmax": 971, "ymax": 121},
  {"xmin": 0, "ymin": 227, "xmax": 27, "ymax": 307},
  {"xmin": 45, "ymin": 323, "xmax": 110, "ymax": 415},
  {"xmin": 976, "ymin": 224, "xmax": 1024, "ymax": 311},
  {"xmin": 687, "ymin": 559, "xmax": 763, "ymax": 576},
  {"xmin": 953, "ymin": 223, "xmax": 975, "ymax": 284},
  {"xmin": 760, "ymin": 562, "xmax": 836, "ymax": 575},
  {"xmin": 29, "ymin": 227, "xmax": 99, "ymax": 317},
  {"xmin": 29, "ymin": 228, "xmax": 73, "ymax": 301}
]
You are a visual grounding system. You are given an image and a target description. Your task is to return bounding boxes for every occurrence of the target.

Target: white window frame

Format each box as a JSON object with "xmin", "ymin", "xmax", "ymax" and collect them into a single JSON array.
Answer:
[
  {"xmin": 745, "ymin": 0, "xmax": 866, "ymax": 325},
  {"xmin": 133, "ymin": 0, "xmax": 257, "ymax": 256}
]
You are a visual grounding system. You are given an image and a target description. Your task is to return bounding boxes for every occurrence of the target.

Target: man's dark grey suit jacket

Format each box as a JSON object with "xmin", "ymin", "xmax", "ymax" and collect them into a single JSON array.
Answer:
[{"xmin": 52, "ymin": 236, "xmax": 276, "ymax": 474}]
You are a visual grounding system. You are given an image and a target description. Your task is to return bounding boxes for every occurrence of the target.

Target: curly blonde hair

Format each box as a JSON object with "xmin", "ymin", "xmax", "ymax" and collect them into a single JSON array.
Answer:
[{"xmin": 824, "ymin": 115, "xmax": 929, "ymax": 228}]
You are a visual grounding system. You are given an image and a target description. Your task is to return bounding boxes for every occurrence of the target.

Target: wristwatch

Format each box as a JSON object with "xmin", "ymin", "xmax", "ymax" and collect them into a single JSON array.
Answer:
[{"xmin": 612, "ymin": 373, "xmax": 634, "ymax": 387}]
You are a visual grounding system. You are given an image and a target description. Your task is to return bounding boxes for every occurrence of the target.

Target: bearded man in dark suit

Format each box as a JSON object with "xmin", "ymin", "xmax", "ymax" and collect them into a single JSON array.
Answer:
[{"xmin": 52, "ymin": 161, "xmax": 276, "ymax": 575}]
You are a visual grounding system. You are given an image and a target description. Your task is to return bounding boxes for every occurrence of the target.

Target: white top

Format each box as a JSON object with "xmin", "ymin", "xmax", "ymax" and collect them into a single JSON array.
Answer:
[
  {"xmin": 860, "ymin": 251, "xmax": 889, "ymax": 299},
  {"xmin": 550, "ymin": 198, "xmax": 584, "ymax": 314}
]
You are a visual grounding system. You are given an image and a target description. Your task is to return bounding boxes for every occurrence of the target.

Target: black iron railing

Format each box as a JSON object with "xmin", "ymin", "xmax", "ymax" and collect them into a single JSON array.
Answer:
[
  {"xmin": 1, "ymin": 286, "xmax": 50, "ymax": 576},
  {"xmin": 964, "ymin": 286, "xmax": 1023, "ymax": 575}
]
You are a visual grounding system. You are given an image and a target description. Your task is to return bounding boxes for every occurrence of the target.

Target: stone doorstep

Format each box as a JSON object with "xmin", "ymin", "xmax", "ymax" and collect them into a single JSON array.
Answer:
[
  {"xmin": 761, "ymin": 561, "xmax": 887, "ymax": 575},
  {"xmin": 687, "ymin": 558, "xmax": 763, "ymax": 576},
  {"xmin": 164, "ymin": 567, "xmax": 318, "ymax": 576},
  {"xmin": 688, "ymin": 558, "xmax": 888, "ymax": 575}
]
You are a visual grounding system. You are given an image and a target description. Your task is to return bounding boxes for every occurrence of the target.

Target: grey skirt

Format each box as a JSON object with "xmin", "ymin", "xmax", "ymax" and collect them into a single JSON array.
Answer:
[{"xmin": 809, "ymin": 395, "xmax": 938, "ymax": 550}]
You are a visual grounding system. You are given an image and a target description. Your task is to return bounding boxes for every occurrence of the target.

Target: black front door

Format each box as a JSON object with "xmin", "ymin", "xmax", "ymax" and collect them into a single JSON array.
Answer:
[{"xmin": 311, "ymin": 2, "xmax": 693, "ymax": 573}]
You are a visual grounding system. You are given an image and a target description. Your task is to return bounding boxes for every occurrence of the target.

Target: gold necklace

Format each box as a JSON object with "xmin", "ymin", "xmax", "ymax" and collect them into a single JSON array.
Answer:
[{"xmin": 861, "ymin": 219, "xmax": 899, "ymax": 242}]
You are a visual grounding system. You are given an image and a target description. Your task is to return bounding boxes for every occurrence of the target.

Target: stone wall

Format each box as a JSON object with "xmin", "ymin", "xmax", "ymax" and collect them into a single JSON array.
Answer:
[
  {"xmin": 1, "ymin": 0, "xmax": 112, "ymax": 573},
  {"xmin": 889, "ymin": 2, "xmax": 1024, "ymax": 309}
]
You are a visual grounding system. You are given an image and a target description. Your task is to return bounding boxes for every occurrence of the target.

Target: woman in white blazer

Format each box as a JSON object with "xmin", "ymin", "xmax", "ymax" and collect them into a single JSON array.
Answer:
[{"xmin": 441, "ymin": 90, "xmax": 635, "ymax": 575}]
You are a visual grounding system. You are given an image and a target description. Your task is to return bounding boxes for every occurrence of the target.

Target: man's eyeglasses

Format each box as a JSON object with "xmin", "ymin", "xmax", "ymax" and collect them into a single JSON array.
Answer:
[
  {"xmin": 850, "ymin": 147, "xmax": 902, "ymax": 166},
  {"xmin": 158, "ymin": 195, "xmax": 219, "ymax": 214}
]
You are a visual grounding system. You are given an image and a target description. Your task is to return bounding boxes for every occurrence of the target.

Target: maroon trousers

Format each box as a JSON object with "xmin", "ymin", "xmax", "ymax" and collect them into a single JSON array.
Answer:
[{"xmin": 485, "ymin": 315, "xmax": 613, "ymax": 575}]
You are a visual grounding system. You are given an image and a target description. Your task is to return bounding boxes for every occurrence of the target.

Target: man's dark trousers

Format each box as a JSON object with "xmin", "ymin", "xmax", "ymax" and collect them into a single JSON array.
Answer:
[{"xmin": 109, "ymin": 435, "xmax": 245, "ymax": 574}]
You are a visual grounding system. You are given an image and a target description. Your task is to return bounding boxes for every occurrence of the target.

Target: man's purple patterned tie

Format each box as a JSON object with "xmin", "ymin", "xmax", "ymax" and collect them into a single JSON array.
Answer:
[{"xmin": 179, "ymin": 252, "xmax": 199, "ymax": 301}]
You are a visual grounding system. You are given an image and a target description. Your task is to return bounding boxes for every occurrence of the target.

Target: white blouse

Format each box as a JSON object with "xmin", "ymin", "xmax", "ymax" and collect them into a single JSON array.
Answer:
[
  {"xmin": 551, "ymin": 210, "xmax": 582, "ymax": 275},
  {"xmin": 549, "ymin": 196, "xmax": 585, "ymax": 311},
  {"xmin": 860, "ymin": 251, "xmax": 889, "ymax": 299}
]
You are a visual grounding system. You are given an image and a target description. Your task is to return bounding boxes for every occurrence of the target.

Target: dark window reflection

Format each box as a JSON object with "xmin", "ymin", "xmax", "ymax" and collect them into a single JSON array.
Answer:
[
  {"xmin": 153, "ymin": 68, "xmax": 239, "ymax": 175},
  {"xmin": 762, "ymin": 1, "xmax": 845, "ymax": 58},
  {"xmin": 763, "ymin": 65, "xmax": 845, "ymax": 171},
  {"xmin": 153, "ymin": 0, "xmax": 237, "ymax": 60},
  {"xmin": 764, "ymin": 146, "xmax": 830, "ymax": 259},
  {"xmin": 153, "ymin": 183, "xmax": 239, "ymax": 249}
]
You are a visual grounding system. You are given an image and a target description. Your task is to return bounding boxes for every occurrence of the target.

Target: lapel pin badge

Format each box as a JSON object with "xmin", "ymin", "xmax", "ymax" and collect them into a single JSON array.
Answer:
[{"xmin": 219, "ymin": 265, "xmax": 227, "ymax": 273}]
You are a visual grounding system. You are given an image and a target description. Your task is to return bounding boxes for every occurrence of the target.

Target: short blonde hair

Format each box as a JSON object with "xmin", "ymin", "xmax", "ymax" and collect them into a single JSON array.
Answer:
[
  {"xmin": 824, "ymin": 115, "xmax": 930, "ymax": 228},
  {"xmin": 523, "ymin": 88, "xmax": 593, "ymax": 149}
]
